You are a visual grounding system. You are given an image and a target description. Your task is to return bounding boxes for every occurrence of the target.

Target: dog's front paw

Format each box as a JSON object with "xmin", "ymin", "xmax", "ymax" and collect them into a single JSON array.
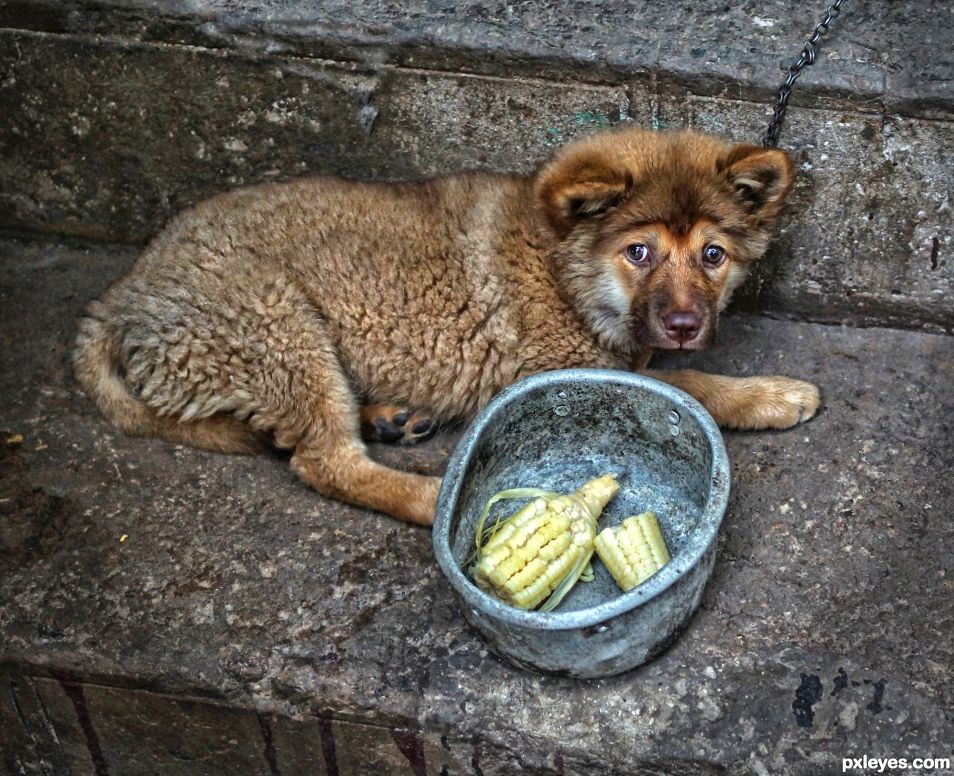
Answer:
[
  {"xmin": 360, "ymin": 404, "xmax": 436, "ymax": 445},
  {"xmin": 747, "ymin": 376, "xmax": 821, "ymax": 430}
]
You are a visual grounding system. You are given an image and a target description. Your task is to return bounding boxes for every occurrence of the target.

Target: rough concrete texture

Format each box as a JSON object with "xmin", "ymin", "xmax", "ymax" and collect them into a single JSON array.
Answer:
[
  {"xmin": 689, "ymin": 99, "xmax": 954, "ymax": 334},
  {"xmin": 2, "ymin": 0, "xmax": 952, "ymax": 118},
  {"xmin": 0, "ymin": 29, "xmax": 640, "ymax": 243},
  {"xmin": 0, "ymin": 2, "xmax": 952, "ymax": 332},
  {"xmin": 1, "ymin": 237, "xmax": 953, "ymax": 775}
]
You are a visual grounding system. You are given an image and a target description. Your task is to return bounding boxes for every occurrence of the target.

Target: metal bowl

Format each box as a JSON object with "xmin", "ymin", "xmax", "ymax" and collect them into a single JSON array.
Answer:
[{"xmin": 432, "ymin": 369, "xmax": 730, "ymax": 678}]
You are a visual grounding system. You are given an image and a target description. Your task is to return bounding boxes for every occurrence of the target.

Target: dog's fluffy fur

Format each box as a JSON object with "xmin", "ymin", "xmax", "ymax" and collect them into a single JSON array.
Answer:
[{"xmin": 73, "ymin": 127, "xmax": 820, "ymax": 524}]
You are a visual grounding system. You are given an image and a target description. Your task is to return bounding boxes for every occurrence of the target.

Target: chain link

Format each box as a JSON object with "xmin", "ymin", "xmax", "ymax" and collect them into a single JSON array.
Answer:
[{"xmin": 763, "ymin": 0, "xmax": 848, "ymax": 147}]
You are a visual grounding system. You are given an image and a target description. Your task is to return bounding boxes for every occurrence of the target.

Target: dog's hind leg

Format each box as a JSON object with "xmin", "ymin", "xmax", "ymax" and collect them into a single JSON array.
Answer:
[
  {"xmin": 223, "ymin": 290, "xmax": 440, "ymax": 525},
  {"xmin": 79, "ymin": 271, "xmax": 440, "ymax": 525},
  {"xmin": 285, "ymin": 394, "xmax": 441, "ymax": 526},
  {"xmin": 74, "ymin": 302, "xmax": 267, "ymax": 454},
  {"xmin": 642, "ymin": 369, "xmax": 821, "ymax": 430},
  {"xmin": 232, "ymin": 286, "xmax": 441, "ymax": 525}
]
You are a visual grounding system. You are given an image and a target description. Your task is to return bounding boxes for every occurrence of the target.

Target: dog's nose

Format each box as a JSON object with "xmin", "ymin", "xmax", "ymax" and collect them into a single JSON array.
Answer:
[{"xmin": 662, "ymin": 310, "xmax": 702, "ymax": 343}]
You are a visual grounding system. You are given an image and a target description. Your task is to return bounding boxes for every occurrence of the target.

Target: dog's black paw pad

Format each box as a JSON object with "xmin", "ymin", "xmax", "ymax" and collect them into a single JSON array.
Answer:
[
  {"xmin": 411, "ymin": 419, "xmax": 432, "ymax": 435},
  {"xmin": 403, "ymin": 417, "xmax": 436, "ymax": 444},
  {"xmin": 372, "ymin": 417, "xmax": 405, "ymax": 443}
]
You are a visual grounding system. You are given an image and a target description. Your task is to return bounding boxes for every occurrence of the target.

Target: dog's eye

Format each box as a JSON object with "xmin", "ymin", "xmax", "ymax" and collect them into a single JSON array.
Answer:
[
  {"xmin": 702, "ymin": 245, "xmax": 727, "ymax": 268},
  {"xmin": 625, "ymin": 243, "xmax": 651, "ymax": 266}
]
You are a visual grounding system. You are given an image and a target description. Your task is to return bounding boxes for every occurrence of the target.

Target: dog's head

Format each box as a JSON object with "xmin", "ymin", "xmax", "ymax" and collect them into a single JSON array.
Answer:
[{"xmin": 535, "ymin": 127, "xmax": 793, "ymax": 354}]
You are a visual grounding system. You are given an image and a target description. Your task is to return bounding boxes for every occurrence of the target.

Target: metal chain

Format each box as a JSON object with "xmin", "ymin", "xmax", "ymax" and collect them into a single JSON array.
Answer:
[{"xmin": 763, "ymin": 0, "xmax": 848, "ymax": 147}]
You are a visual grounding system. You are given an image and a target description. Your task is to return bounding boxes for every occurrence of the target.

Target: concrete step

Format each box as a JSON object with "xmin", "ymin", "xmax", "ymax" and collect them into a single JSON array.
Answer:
[
  {"xmin": 2, "ymin": 236, "xmax": 953, "ymax": 774},
  {"xmin": 0, "ymin": 1, "xmax": 952, "ymax": 332}
]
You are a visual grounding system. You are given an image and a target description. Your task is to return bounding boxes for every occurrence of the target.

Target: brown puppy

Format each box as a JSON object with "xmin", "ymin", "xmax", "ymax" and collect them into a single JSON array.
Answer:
[{"xmin": 73, "ymin": 127, "xmax": 820, "ymax": 525}]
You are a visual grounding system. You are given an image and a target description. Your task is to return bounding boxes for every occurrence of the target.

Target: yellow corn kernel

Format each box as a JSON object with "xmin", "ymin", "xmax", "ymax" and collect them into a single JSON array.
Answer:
[
  {"xmin": 594, "ymin": 511, "xmax": 670, "ymax": 592},
  {"xmin": 472, "ymin": 474, "xmax": 619, "ymax": 611}
]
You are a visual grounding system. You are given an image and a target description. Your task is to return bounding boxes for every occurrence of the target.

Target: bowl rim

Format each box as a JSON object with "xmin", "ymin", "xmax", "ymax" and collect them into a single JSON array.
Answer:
[{"xmin": 432, "ymin": 368, "xmax": 731, "ymax": 631}]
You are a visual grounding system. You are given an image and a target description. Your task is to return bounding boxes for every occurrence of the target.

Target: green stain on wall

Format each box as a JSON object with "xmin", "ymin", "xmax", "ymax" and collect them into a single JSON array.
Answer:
[
  {"xmin": 545, "ymin": 109, "xmax": 623, "ymax": 146},
  {"xmin": 571, "ymin": 110, "xmax": 611, "ymax": 127}
]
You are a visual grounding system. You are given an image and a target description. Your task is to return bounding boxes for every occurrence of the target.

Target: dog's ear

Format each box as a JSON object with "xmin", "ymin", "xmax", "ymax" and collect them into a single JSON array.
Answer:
[
  {"xmin": 720, "ymin": 145, "xmax": 793, "ymax": 223},
  {"xmin": 536, "ymin": 153, "xmax": 632, "ymax": 237}
]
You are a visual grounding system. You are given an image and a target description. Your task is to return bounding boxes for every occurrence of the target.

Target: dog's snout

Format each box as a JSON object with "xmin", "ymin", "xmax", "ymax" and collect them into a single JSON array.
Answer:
[{"xmin": 662, "ymin": 310, "xmax": 702, "ymax": 344}]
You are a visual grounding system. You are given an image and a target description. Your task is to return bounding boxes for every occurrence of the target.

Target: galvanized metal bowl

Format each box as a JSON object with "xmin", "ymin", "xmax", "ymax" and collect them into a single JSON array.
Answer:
[{"xmin": 432, "ymin": 369, "xmax": 730, "ymax": 678}]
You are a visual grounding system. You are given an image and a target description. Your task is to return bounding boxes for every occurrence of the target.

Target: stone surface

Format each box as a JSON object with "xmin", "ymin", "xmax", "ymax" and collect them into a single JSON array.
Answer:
[
  {"xmin": 689, "ymin": 98, "xmax": 954, "ymax": 334},
  {"xmin": 0, "ymin": 31, "xmax": 382, "ymax": 243},
  {"xmin": 2, "ymin": 0, "xmax": 952, "ymax": 119},
  {"xmin": 0, "ymin": 2, "xmax": 953, "ymax": 334},
  {"xmin": 1, "ymin": 237, "xmax": 953, "ymax": 774},
  {"xmin": 0, "ymin": 29, "xmax": 634, "ymax": 242}
]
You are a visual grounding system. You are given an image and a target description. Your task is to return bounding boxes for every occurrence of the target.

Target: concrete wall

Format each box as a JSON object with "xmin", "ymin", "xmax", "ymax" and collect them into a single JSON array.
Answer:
[{"xmin": 1, "ymin": 2, "xmax": 952, "ymax": 332}]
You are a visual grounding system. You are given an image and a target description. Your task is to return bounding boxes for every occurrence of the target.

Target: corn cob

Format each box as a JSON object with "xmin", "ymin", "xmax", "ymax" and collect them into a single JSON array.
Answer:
[
  {"xmin": 471, "ymin": 474, "xmax": 619, "ymax": 611},
  {"xmin": 594, "ymin": 511, "xmax": 670, "ymax": 592}
]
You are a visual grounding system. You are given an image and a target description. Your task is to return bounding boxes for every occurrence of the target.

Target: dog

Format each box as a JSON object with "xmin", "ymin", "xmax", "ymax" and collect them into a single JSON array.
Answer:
[{"xmin": 73, "ymin": 126, "xmax": 820, "ymax": 525}]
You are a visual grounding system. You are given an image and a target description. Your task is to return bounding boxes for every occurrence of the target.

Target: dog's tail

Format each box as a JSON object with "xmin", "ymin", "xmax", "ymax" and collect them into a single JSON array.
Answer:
[{"xmin": 72, "ymin": 302, "xmax": 264, "ymax": 454}]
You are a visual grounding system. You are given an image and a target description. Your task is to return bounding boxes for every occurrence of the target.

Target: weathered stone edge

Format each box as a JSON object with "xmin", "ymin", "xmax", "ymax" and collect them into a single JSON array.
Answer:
[
  {"xmin": 0, "ymin": 663, "xmax": 733, "ymax": 775},
  {"xmin": 0, "ymin": 0, "xmax": 951, "ymax": 122}
]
